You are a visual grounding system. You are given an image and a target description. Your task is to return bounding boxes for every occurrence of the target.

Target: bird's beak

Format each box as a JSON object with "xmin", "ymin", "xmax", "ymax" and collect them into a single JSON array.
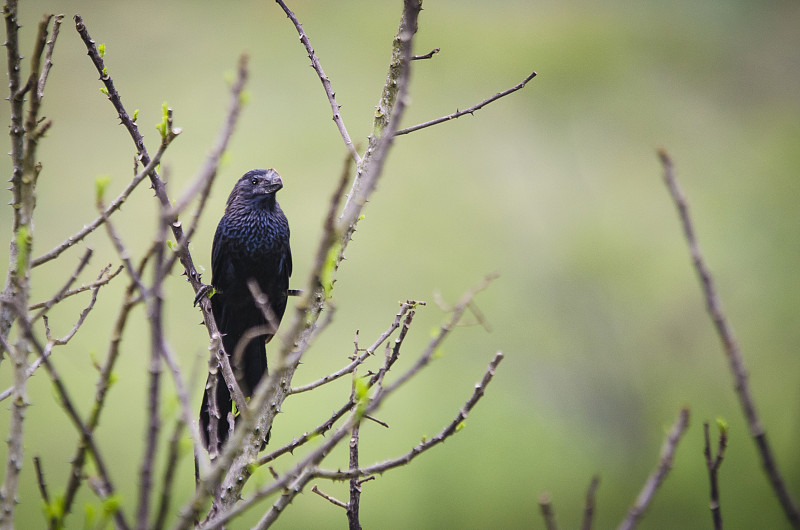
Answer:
[{"xmin": 263, "ymin": 171, "xmax": 283, "ymax": 193}]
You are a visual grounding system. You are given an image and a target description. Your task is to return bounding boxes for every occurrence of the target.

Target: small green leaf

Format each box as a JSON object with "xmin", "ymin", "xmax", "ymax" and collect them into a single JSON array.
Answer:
[
  {"xmin": 107, "ymin": 371, "xmax": 119, "ymax": 389},
  {"xmin": 166, "ymin": 239, "xmax": 177, "ymax": 251},
  {"xmin": 156, "ymin": 102, "xmax": 169, "ymax": 139},
  {"xmin": 101, "ymin": 494, "xmax": 122, "ymax": 516},
  {"xmin": 132, "ymin": 109, "xmax": 139, "ymax": 123},
  {"xmin": 358, "ymin": 214, "xmax": 366, "ymax": 221},
  {"xmin": 239, "ymin": 89, "xmax": 251, "ymax": 105},
  {"xmin": 101, "ymin": 67, "xmax": 107, "ymax": 76},
  {"xmin": 455, "ymin": 421, "xmax": 466, "ymax": 433},
  {"xmin": 83, "ymin": 503, "xmax": 96, "ymax": 528},
  {"xmin": 95, "ymin": 175, "xmax": 111, "ymax": 203},
  {"xmin": 716, "ymin": 417, "xmax": 729, "ymax": 435},
  {"xmin": 98, "ymin": 43, "xmax": 106, "ymax": 57},
  {"xmin": 354, "ymin": 376, "xmax": 369, "ymax": 401},
  {"xmin": 42, "ymin": 494, "xmax": 65, "ymax": 520},
  {"xmin": 99, "ymin": 87, "xmax": 109, "ymax": 96}
]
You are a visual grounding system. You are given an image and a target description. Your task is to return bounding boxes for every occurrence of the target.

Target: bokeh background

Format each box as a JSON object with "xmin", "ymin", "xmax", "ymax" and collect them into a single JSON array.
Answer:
[{"xmin": 1, "ymin": 0, "xmax": 799, "ymax": 528}]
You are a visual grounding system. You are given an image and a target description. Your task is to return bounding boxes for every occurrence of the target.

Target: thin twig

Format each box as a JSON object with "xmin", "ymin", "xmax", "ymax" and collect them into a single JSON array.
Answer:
[
  {"xmin": 59, "ymin": 254, "xmax": 150, "ymax": 522},
  {"xmin": 311, "ymin": 485, "xmax": 348, "ymax": 509},
  {"xmin": 704, "ymin": 421, "xmax": 728, "ymax": 530},
  {"xmin": 163, "ymin": 53, "xmax": 250, "ymax": 276},
  {"xmin": 275, "ymin": 0, "xmax": 361, "ymax": 165},
  {"xmin": 32, "ymin": 142, "xmax": 169, "ymax": 268},
  {"xmin": 14, "ymin": 309, "xmax": 131, "ymax": 530},
  {"xmin": 411, "ymin": 47, "xmax": 439, "ymax": 60},
  {"xmin": 205, "ymin": 336, "xmax": 502, "ymax": 530},
  {"xmin": 396, "ymin": 70, "xmax": 536, "ymax": 135},
  {"xmin": 32, "ymin": 457, "xmax": 53, "ymax": 528},
  {"xmin": 46, "ymin": 265, "xmax": 110, "ymax": 346},
  {"xmin": 36, "ymin": 14, "xmax": 63, "ymax": 101},
  {"xmin": 154, "ymin": 419, "xmax": 186, "ymax": 530},
  {"xmin": 347, "ymin": 420, "xmax": 362, "ymax": 530},
  {"xmin": 658, "ymin": 149, "xmax": 800, "ymax": 527},
  {"xmin": 29, "ymin": 263, "xmax": 121, "ymax": 313},
  {"xmin": 618, "ymin": 407, "xmax": 690, "ymax": 530},
  {"xmin": 315, "ymin": 350, "xmax": 503, "ymax": 482},
  {"xmin": 137, "ymin": 213, "xmax": 170, "ymax": 530},
  {"xmin": 289, "ymin": 301, "xmax": 419, "ymax": 394},
  {"xmin": 31, "ymin": 249, "xmax": 94, "ymax": 321},
  {"xmin": 538, "ymin": 493, "xmax": 558, "ymax": 530},
  {"xmin": 582, "ymin": 475, "xmax": 601, "ymax": 530}
]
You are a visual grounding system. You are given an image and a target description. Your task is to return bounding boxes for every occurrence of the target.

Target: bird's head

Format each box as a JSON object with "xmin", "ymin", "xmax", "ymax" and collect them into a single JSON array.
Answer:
[{"xmin": 228, "ymin": 168, "xmax": 284, "ymax": 208}]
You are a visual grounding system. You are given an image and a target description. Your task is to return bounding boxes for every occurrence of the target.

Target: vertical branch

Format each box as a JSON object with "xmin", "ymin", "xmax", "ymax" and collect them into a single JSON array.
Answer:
[
  {"xmin": 581, "ymin": 475, "xmax": 600, "ymax": 530},
  {"xmin": 346, "ymin": 423, "xmax": 362, "ymax": 530},
  {"xmin": 0, "ymin": 3, "xmax": 52, "ymax": 525},
  {"xmin": 704, "ymin": 421, "xmax": 728, "ymax": 530},
  {"xmin": 658, "ymin": 150, "xmax": 800, "ymax": 527},
  {"xmin": 136, "ymin": 215, "xmax": 169, "ymax": 530}
]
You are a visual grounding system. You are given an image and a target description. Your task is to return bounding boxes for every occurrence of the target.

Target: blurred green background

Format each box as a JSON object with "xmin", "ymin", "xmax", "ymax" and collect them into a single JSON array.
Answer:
[{"xmin": 1, "ymin": 0, "xmax": 799, "ymax": 528}]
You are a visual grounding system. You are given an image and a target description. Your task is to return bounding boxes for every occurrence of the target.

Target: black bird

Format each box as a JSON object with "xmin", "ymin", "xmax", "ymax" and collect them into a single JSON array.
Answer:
[{"xmin": 199, "ymin": 168, "xmax": 292, "ymax": 451}]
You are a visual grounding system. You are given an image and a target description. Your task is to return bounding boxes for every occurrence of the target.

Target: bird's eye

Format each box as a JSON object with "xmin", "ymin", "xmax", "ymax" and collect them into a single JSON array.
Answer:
[{"xmin": 250, "ymin": 177, "xmax": 258, "ymax": 185}]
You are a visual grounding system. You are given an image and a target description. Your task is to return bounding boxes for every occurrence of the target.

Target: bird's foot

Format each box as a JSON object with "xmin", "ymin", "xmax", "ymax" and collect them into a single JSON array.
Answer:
[{"xmin": 194, "ymin": 284, "xmax": 215, "ymax": 306}]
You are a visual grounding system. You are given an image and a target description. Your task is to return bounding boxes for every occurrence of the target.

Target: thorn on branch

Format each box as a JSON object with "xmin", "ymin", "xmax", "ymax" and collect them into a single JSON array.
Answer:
[{"xmin": 411, "ymin": 47, "xmax": 440, "ymax": 60}]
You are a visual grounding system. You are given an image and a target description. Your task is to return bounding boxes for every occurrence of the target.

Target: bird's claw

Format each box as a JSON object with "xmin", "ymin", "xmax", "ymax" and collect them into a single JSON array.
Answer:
[{"xmin": 194, "ymin": 284, "xmax": 213, "ymax": 306}]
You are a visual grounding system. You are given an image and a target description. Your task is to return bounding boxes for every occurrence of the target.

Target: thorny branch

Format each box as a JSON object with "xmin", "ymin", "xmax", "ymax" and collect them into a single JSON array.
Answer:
[
  {"xmin": 275, "ymin": 0, "xmax": 361, "ymax": 165},
  {"xmin": 0, "ymin": 6, "xmax": 63, "ymax": 526},
  {"xmin": 395, "ymin": 70, "xmax": 537, "ymax": 135},
  {"xmin": 659, "ymin": 150, "xmax": 800, "ymax": 527}
]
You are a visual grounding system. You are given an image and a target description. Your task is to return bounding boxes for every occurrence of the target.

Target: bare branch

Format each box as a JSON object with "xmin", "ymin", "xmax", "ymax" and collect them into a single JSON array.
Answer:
[
  {"xmin": 396, "ymin": 70, "xmax": 536, "ymax": 135},
  {"xmin": 538, "ymin": 493, "xmax": 558, "ymax": 530},
  {"xmin": 46, "ymin": 265, "xmax": 108, "ymax": 346},
  {"xmin": 312, "ymin": 485, "xmax": 348, "ymax": 509},
  {"xmin": 33, "ymin": 456, "xmax": 56, "ymax": 530},
  {"xmin": 275, "ymin": 0, "xmax": 361, "ymax": 164},
  {"xmin": 411, "ymin": 47, "xmax": 439, "ymax": 60},
  {"xmin": 315, "ymin": 349, "xmax": 503, "ymax": 482},
  {"xmin": 658, "ymin": 149, "xmax": 800, "ymax": 526},
  {"xmin": 618, "ymin": 407, "xmax": 690, "ymax": 530},
  {"xmin": 289, "ymin": 300, "xmax": 420, "ymax": 395},
  {"xmin": 163, "ymin": 53, "xmax": 250, "ymax": 276},
  {"xmin": 153, "ymin": 419, "xmax": 185, "ymax": 530},
  {"xmin": 37, "ymin": 14, "xmax": 64, "ymax": 101},
  {"xmin": 32, "ymin": 142, "xmax": 170, "ymax": 268},
  {"xmin": 30, "ymin": 263, "xmax": 121, "ymax": 313},
  {"xmin": 704, "ymin": 421, "xmax": 728, "ymax": 530},
  {"xmin": 60, "ymin": 254, "xmax": 150, "ymax": 521},
  {"xmin": 582, "ymin": 475, "xmax": 601, "ymax": 530},
  {"xmin": 14, "ymin": 310, "xmax": 131, "ymax": 530},
  {"xmin": 347, "ymin": 423, "xmax": 362, "ymax": 530}
]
